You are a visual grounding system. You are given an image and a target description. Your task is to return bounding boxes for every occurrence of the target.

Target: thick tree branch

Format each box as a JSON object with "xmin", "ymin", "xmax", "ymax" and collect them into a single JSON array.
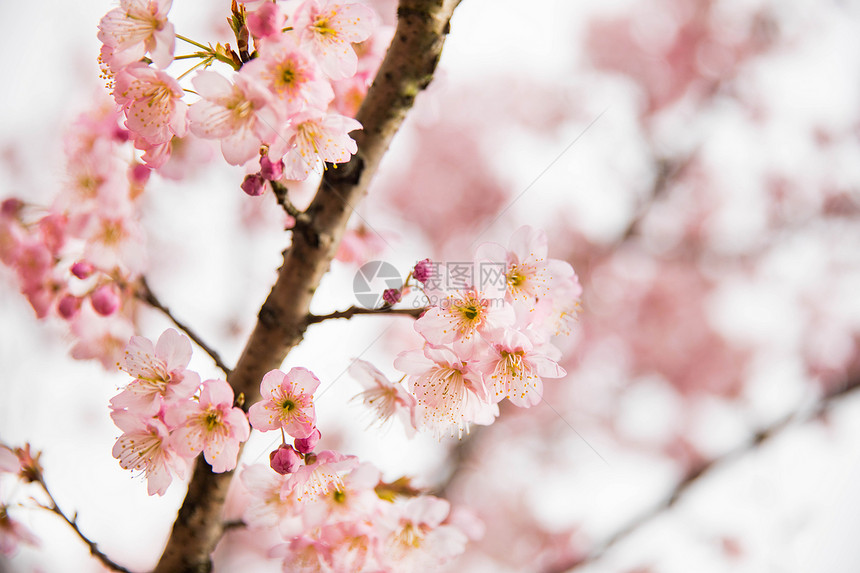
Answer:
[
  {"xmin": 136, "ymin": 278, "xmax": 232, "ymax": 376},
  {"xmin": 152, "ymin": 2, "xmax": 462, "ymax": 572},
  {"xmin": 548, "ymin": 374, "xmax": 860, "ymax": 573}
]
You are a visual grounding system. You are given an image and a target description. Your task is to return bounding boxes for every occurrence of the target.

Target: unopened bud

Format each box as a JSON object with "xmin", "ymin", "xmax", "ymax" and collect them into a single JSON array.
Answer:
[
  {"xmin": 260, "ymin": 155, "xmax": 284, "ymax": 181},
  {"xmin": 294, "ymin": 428, "xmax": 321, "ymax": 454},
  {"xmin": 71, "ymin": 261, "xmax": 95, "ymax": 280},
  {"xmin": 413, "ymin": 258, "xmax": 433, "ymax": 283},
  {"xmin": 57, "ymin": 294, "xmax": 82, "ymax": 319},
  {"xmin": 382, "ymin": 288, "xmax": 401, "ymax": 306},
  {"xmin": 269, "ymin": 444, "xmax": 301, "ymax": 475},
  {"xmin": 241, "ymin": 173, "xmax": 265, "ymax": 196},
  {"xmin": 90, "ymin": 284, "xmax": 120, "ymax": 316}
]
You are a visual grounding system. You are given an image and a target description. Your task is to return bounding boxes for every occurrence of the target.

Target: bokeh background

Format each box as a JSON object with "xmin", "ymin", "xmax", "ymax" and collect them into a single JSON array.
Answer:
[{"xmin": 3, "ymin": 0, "xmax": 860, "ymax": 572}]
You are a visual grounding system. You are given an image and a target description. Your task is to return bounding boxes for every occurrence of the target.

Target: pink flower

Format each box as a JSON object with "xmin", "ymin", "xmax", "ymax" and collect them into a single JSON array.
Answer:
[
  {"xmin": 112, "ymin": 328, "xmax": 201, "ymax": 416},
  {"xmin": 475, "ymin": 225, "xmax": 552, "ymax": 304},
  {"xmin": 348, "ymin": 359, "xmax": 416, "ymax": 435},
  {"xmin": 334, "ymin": 225, "xmax": 389, "ymax": 265},
  {"xmin": 380, "ymin": 496, "xmax": 468, "ymax": 570},
  {"xmin": 98, "ymin": 0, "xmax": 175, "ymax": 70},
  {"xmin": 188, "ymin": 71, "xmax": 280, "ymax": 165},
  {"xmin": 78, "ymin": 201, "xmax": 147, "ymax": 275},
  {"xmin": 111, "ymin": 410, "xmax": 189, "ymax": 496},
  {"xmin": 414, "ymin": 286, "xmax": 515, "ymax": 347},
  {"xmin": 246, "ymin": 2, "xmax": 286, "ymax": 40},
  {"xmin": 294, "ymin": 0, "xmax": 376, "ymax": 79},
  {"xmin": 114, "ymin": 63, "xmax": 187, "ymax": 146},
  {"xmin": 166, "ymin": 379, "xmax": 250, "ymax": 473},
  {"xmin": 248, "ymin": 367, "xmax": 320, "ymax": 439},
  {"xmin": 273, "ymin": 110, "xmax": 362, "ymax": 181},
  {"xmin": 239, "ymin": 464, "xmax": 296, "ymax": 529},
  {"xmin": 474, "ymin": 328, "xmax": 566, "ymax": 407},
  {"xmin": 242, "ymin": 38, "xmax": 333, "ymax": 115},
  {"xmin": 394, "ymin": 345, "xmax": 497, "ymax": 436},
  {"xmin": 301, "ymin": 462, "xmax": 381, "ymax": 528},
  {"xmin": 69, "ymin": 308, "xmax": 135, "ymax": 370},
  {"xmin": 286, "ymin": 449, "xmax": 358, "ymax": 502}
]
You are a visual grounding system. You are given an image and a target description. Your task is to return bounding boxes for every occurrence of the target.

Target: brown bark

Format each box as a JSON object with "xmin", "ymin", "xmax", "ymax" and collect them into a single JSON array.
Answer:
[{"xmin": 152, "ymin": 1, "xmax": 462, "ymax": 571}]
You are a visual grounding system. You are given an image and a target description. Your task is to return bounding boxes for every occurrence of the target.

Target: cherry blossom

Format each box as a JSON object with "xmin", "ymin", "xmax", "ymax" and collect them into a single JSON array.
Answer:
[
  {"xmin": 272, "ymin": 110, "xmax": 362, "ymax": 181},
  {"xmin": 113, "ymin": 63, "xmax": 187, "ymax": 148},
  {"xmin": 394, "ymin": 345, "xmax": 497, "ymax": 436},
  {"xmin": 246, "ymin": 2, "xmax": 286, "ymax": 40},
  {"xmin": 285, "ymin": 449, "xmax": 358, "ymax": 502},
  {"xmin": 348, "ymin": 358, "xmax": 416, "ymax": 435},
  {"xmin": 112, "ymin": 328, "xmax": 201, "ymax": 416},
  {"xmin": 166, "ymin": 379, "xmax": 250, "ymax": 473},
  {"xmin": 188, "ymin": 71, "xmax": 280, "ymax": 166},
  {"xmin": 111, "ymin": 410, "xmax": 189, "ymax": 496},
  {"xmin": 242, "ymin": 38, "xmax": 333, "ymax": 116},
  {"xmin": 239, "ymin": 464, "xmax": 296, "ymax": 530},
  {"xmin": 97, "ymin": 0, "xmax": 175, "ymax": 70},
  {"xmin": 294, "ymin": 0, "xmax": 376, "ymax": 79},
  {"xmin": 474, "ymin": 328, "xmax": 566, "ymax": 407},
  {"xmin": 248, "ymin": 367, "xmax": 320, "ymax": 439},
  {"xmin": 414, "ymin": 285, "xmax": 515, "ymax": 347},
  {"xmin": 380, "ymin": 496, "xmax": 468, "ymax": 571}
]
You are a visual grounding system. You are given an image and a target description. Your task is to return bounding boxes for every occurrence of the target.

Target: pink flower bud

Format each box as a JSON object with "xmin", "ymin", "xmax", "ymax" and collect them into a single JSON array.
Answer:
[
  {"xmin": 71, "ymin": 261, "xmax": 95, "ymax": 279},
  {"xmin": 382, "ymin": 288, "xmax": 401, "ymax": 306},
  {"xmin": 129, "ymin": 163, "xmax": 151, "ymax": 186},
  {"xmin": 269, "ymin": 444, "xmax": 302, "ymax": 475},
  {"xmin": 294, "ymin": 428, "xmax": 321, "ymax": 454},
  {"xmin": 57, "ymin": 294, "xmax": 82, "ymax": 320},
  {"xmin": 241, "ymin": 173, "xmax": 265, "ymax": 196},
  {"xmin": 90, "ymin": 284, "xmax": 120, "ymax": 316},
  {"xmin": 260, "ymin": 155, "xmax": 284, "ymax": 181},
  {"xmin": 1, "ymin": 198, "xmax": 23, "ymax": 218},
  {"xmin": 413, "ymin": 258, "xmax": 433, "ymax": 283}
]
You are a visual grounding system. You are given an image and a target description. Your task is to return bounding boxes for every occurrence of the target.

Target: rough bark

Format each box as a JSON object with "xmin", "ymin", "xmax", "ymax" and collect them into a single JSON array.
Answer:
[{"xmin": 152, "ymin": 1, "xmax": 462, "ymax": 571}]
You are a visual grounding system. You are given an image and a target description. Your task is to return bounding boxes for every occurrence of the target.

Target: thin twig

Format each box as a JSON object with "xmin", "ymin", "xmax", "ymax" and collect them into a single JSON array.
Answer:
[
  {"xmin": 306, "ymin": 305, "xmax": 424, "ymax": 325},
  {"xmin": 35, "ymin": 478, "xmax": 134, "ymax": 573},
  {"xmin": 136, "ymin": 277, "xmax": 232, "ymax": 376},
  {"xmin": 548, "ymin": 374, "xmax": 860, "ymax": 573},
  {"xmin": 270, "ymin": 180, "xmax": 305, "ymax": 221}
]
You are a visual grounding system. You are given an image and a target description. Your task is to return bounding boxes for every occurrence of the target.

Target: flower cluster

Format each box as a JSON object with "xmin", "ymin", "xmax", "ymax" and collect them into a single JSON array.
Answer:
[
  {"xmin": 353, "ymin": 226, "xmax": 581, "ymax": 436},
  {"xmin": 238, "ymin": 459, "xmax": 471, "ymax": 572},
  {"xmin": 110, "ymin": 329, "xmax": 250, "ymax": 495},
  {"xmin": 241, "ymin": 367, "xmax": 472, "ymax": 570},
  {"xmin": 0, "ymin": 104, "xmax": 150, "ymax": 368},
  {"xmin": 98, "ymin": 0, "xmax": 379, "ymax": 182}
]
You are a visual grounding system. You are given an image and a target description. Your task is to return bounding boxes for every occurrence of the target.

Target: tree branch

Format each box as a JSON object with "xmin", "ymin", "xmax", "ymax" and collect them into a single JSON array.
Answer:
[
  {"xmin": 548, "ymin": 374, "xmax": 860, "ymax": 573},
  {"xmin": 306, "ymin": 305, "xmax": 424, "ymax": 324},
  {"xmin": 152, "ymin": 2, "xmax": 462, "ymax": 571},
  {"xmin": 34, "ymin": 476, "xmax": 134, "ymax": 573},
  {"xmin": 269, "ymin": 180, "xmax": 307, "ymax": 223},
  {"xmin": 136, "ymin": 277, "xmax": 233, "ymax": 376}
]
